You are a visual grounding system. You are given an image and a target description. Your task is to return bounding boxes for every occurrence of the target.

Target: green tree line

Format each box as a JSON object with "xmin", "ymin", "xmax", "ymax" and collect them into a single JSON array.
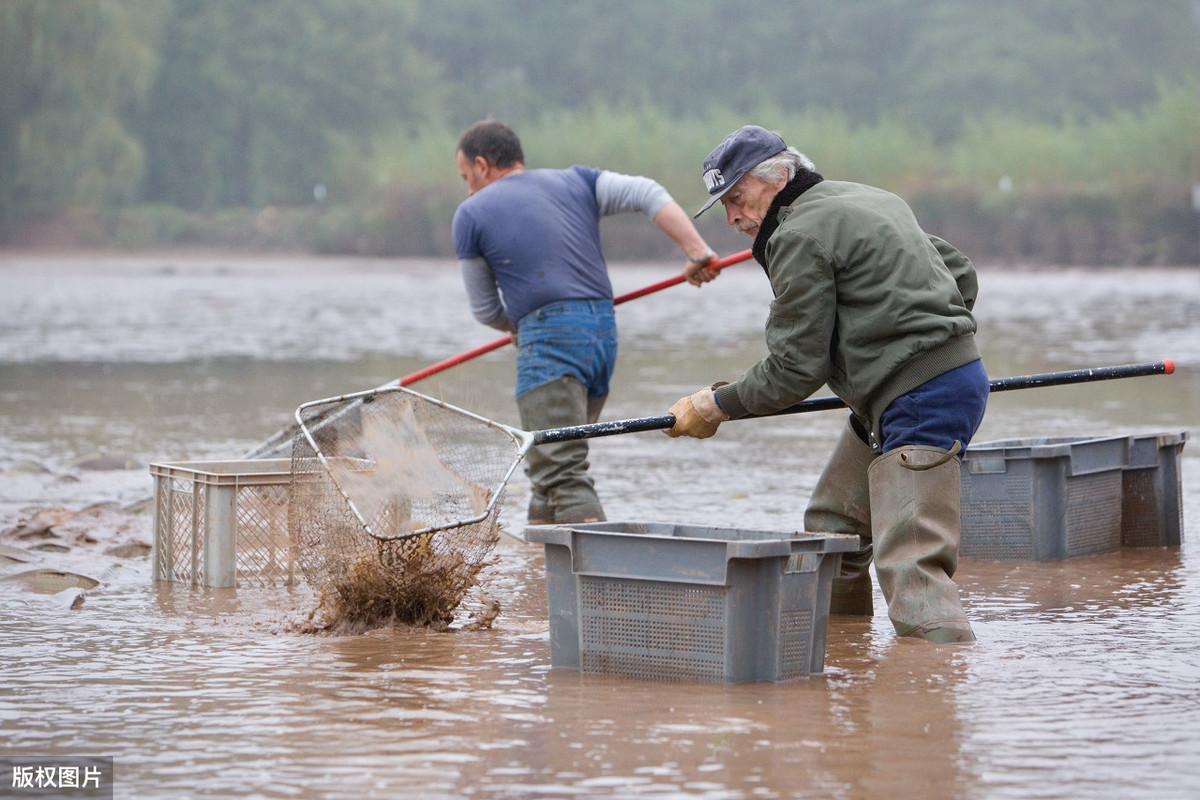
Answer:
[{"xmin": 2, "ymin": 0, "xmax": 1198, "ymax": 262}]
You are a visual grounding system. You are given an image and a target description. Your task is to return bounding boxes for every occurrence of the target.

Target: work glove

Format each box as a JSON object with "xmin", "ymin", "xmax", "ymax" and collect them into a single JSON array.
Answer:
[{"xmin": 665, "ymin": 385, "xmax": 730, "ymax": 439}]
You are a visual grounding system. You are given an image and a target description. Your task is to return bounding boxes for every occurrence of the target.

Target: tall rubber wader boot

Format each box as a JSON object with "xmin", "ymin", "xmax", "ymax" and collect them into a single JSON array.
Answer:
[
  {"xmin": 517, "ymin": 375, "xmax": 606, "ymax": 524},
  {"xmin": 804, "ymin": 420, "xmax": 876, "ymax": 615},
  {"xmin": 868, "ymin": 442, "xmax": 975, "ymax": 643}
]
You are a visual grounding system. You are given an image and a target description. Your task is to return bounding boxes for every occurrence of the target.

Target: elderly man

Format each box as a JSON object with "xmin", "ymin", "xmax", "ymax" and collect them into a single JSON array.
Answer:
[
  {"xmin": 667, "ymin": 125, "xmax": 988, "ymax": 643},
  {"xmin": 453, "ymin": 120, "xmax": 717, "ymax": 525}
]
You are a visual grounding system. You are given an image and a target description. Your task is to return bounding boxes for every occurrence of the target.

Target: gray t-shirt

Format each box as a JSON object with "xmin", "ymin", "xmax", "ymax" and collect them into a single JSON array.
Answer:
[{"xmin": 452, "ymin": 166, "xmax": 672, "ymax": 328}]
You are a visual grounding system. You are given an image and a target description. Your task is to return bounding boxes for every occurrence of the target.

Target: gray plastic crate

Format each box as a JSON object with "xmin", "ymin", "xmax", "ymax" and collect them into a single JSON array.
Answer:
[
  {"xmin": 525, "ymin": 522, "xmax": 859, "ymax": 684},
  {"xmin": 960, "ymin": 431, "xmax": 1187, "ymax": 560}
]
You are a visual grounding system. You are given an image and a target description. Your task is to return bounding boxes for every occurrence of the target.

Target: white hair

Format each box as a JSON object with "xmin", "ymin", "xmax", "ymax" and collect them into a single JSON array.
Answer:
[{"xmin": 748, "ymin": 146, "xmax": 816, "ymax": 183}]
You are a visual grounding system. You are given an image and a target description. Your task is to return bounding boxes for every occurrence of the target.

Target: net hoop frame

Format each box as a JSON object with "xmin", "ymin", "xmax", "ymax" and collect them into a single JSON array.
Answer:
[{"xmin": 294, "ymin": 386, "xmax": 533, "ymax": 542}]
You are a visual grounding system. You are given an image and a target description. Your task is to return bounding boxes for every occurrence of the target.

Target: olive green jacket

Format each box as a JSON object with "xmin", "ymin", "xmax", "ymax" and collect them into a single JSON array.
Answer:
[{"xmin": 713, "ymin": 179, "xmax": 980, "ymax": 446}]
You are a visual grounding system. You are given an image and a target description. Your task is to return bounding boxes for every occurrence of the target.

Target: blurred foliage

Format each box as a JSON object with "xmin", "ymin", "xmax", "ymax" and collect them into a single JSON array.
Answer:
[
  {"xmin": 1, "ymin": 0, "xmax": 1198, "ymax": 260},
  {"xmin": 367, "ymin": 84, "xmax": 1199, "ymax": 210},
  {"xmin": 140, "ymin": 0, "xmax": 440, "ymax": 209},
  {"xmin": 0, "ymin": 0, "xmax": 167, "ymax": 232},
  {"xmin": 409, "ymin": 0, "xmax": 1199, "ymax": 137}
]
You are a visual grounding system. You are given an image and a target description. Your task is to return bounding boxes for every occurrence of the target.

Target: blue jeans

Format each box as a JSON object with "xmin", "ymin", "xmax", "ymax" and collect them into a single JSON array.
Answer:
[
  {"xmin": 515, "ymin": 299, "xmax": 617, "ymax": 399},
  {"xmin": 880, "ymin": 359, "xmax": 989, "ymax": 453}
]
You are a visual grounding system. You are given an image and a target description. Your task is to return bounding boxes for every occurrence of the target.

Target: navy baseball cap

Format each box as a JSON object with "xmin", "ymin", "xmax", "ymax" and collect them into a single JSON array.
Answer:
[{"xmin": 694, "ymin": 125, "xmax": 787, "ymax": 217}]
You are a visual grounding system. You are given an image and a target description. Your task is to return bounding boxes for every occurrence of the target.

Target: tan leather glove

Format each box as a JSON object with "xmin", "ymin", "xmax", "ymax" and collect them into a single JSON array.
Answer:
[{"xmin": 665, "ymin": 386, "xmax": 730, "ymax": 439}]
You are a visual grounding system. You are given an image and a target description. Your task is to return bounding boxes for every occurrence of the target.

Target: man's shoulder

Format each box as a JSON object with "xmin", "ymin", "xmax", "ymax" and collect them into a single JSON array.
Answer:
[
  {"xmin": 770, "ymin": 181, "xmax": 890, "ymax": 253},
  {"xmin": 786, "ymin": 180, "xmax": 902, "ymax": 224},
  {"xmin": 454, "ymin": 173, "xmax": 534, "ymax": 213},
  {"xmin": 534, "ymin": 165, "xmax": 602, "ymax": 189},
  {"xmin": 452, "ymin": 195, "xmax": 482, "ymax": 234},
  {"xmin": 470, "ymin": 167, "xmax": 600, "ymax": 199},
  {"xmin": 800, "ymin": 180, "xmax": 894, "ymax": 204},
  {"xmin": 452, "ymin": 198, "xmax": 474, "ymax": 224}
]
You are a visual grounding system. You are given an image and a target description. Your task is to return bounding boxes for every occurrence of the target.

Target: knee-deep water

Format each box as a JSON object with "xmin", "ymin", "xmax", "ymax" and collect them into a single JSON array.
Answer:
[{"xmin": 1, "ymin": 253, "xmax": 1198, "ymax": 799}]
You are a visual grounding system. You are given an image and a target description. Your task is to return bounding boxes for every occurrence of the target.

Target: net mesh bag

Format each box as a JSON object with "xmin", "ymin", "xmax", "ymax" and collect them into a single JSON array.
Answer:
[{"xmin": 288, "ymin": 388, "xmax": 529, "ymax": 627}]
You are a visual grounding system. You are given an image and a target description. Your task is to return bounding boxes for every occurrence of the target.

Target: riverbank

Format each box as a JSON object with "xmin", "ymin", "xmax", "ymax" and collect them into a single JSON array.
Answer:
[{"xmin": 9, "ymin": 177, "xmax": 1200, "ymax": 266}]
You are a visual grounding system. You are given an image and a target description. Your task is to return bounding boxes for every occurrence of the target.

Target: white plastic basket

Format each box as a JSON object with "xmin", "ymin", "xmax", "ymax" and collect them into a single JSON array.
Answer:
[{"xmin": 150, "ymin": 459, "xmax": 300, "ymax": 588}]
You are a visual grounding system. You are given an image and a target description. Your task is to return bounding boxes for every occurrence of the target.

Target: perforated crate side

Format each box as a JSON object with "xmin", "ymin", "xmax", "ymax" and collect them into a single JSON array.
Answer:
[
  {"xmin": 152, "ymin": 475, "xmax": 173, "ymax": 582},
  {"xmin": 1121, "ymin": 469, "xmax": 1163, "ymax": 547},
  {"xmin": 960, "ymin": 460, "xmax": 1036, "ymax": 560},
  {"xmin": 152, "ymin": 475, "xmax": 206, "ymax": 585},
  {"xmin": 1065, "ymin": 471, "xmax": 1122, "ymax": 557},
  {"xmin": 234, "ymin": 484, "xmax": 294, "ymax": 587},
  {"xmin": 778, "ymin": 609, "xmax": 815, "ymax": 679},
  {"xmin": 535, "ymin": 524, "xmax": 849, "ymax": 684},
  {"xmin": 578, "ymin": 576, "xmax": 727, "ymax": 682},
  {"xmin": 1121, "ymin": 436, "xmax": 1186, "ymax": 548}
]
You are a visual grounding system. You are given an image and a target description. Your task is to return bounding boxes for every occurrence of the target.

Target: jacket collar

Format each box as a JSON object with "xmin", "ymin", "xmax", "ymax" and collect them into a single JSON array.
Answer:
[{"xmin": 751, "ymin": 170, "xmax": 824, "ymax": 268}]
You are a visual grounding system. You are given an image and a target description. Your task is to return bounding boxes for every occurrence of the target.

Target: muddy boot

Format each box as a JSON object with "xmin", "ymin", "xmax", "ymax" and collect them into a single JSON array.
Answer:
[
  {"xmin": 805, "ymin": 420, "xmax": 876, "ymax": 616},
  {"xmin": 527, "ymin": 492, "xmax": 554, "ymax": 525},
  {"xmin": 549, "ymin": 394, "xmax": 609, "ymax": 524},
  {"xmin": 868, "ymin": 442, "xmax": 975, "ymax": 643},
  {"xmin": 586, "ymin": 394, "xmax": 605, "ymax": 425},
  {"xmin": 517, "ymin": 376, "xmax": 605, "ymax": 524}
]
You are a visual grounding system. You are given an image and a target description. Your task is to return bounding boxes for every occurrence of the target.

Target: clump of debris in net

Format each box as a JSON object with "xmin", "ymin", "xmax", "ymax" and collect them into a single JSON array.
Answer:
[
  {"xmin": 299, "ymin": 528, "xmax": 502, "ymax": 635},
  {"xmin": 290, "ymin": 388, "xmax": 519, "ymax": 635}
]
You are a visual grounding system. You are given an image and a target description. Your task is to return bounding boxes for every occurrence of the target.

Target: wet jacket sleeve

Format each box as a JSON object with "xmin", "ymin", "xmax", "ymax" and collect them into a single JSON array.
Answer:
[
  {"xmin": 714, "ymin": 232, "xmax": 836, "ymax": 419},
  {"xmin": 929, "ymin": 235, "xmax": 977, "ymax": 312}
]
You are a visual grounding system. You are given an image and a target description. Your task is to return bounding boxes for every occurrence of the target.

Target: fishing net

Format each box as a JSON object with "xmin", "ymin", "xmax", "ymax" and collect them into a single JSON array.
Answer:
[{"xmin": 288, "ymin": 387, "xmax": 530, "ymax": 629}]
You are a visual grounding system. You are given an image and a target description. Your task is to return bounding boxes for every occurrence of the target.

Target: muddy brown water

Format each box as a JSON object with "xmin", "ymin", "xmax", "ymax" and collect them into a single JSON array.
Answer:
[{"xmin": 1, "ymin": 254, "xmax": 1198, "ymax": 798}]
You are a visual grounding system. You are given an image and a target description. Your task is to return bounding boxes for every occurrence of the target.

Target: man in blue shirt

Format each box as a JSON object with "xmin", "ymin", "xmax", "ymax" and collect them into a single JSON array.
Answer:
[{"xmin": 453, "ymin": 120, "xmax": 717, "ymax": 524}]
